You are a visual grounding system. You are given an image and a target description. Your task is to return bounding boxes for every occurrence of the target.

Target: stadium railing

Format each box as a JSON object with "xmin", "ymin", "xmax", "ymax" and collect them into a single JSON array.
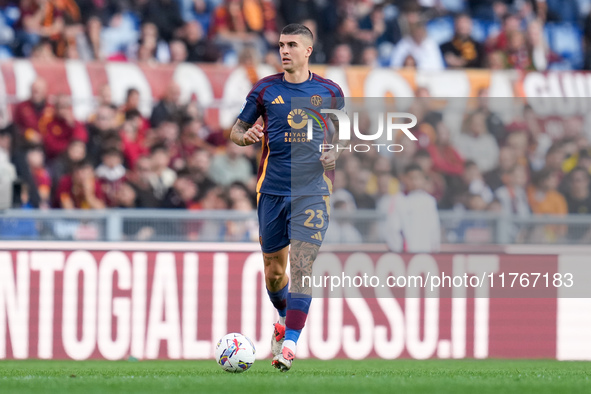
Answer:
[{"xmin": 1, "ymin": 209, "xmax": 590, "ymax": 245}]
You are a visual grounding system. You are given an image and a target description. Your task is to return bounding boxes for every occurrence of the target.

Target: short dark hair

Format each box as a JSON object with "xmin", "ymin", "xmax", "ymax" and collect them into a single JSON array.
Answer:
[
  {"xmin": 464, "ymin": 159, "xmax": 477, "ymax": 169},
  {"xmin": 404, "ymin": 163, "xmax": 423, "ymax": 175},
  {"xmin": 101, "ymin": 147, "xmax": 122, "ymax": 158},
  {"xmin": 74, "ymin": 158, "xmax": 93, "ymax": 171},
  {"xmin": 281, "ymin": 23, "xmax": 314, "ymax": 42},
  {"xmin": 125, "ymin": 109, "xmax": 142, "ymax": 121},
  {"xmin": 414, "ymin": 149, "xmax": 431, "ymax": 159},
  {"xmin": 150, "ymin": 143, "xmax": 168, "ymax": 155},
  {"xmin": 126, "ymin": 88, "xmax": 139, "ymax": 99}
]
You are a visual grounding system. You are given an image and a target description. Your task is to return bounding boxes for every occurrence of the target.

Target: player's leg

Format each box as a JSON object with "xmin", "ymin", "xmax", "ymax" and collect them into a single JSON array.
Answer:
[
  {"xmin": 273, "ymin": 195, "xmax": 328, "ymax": 371},
  {"xmin": 257, "ymin": 193, "xmax": 291, "ymax": 357},
  {"xmin": 264, "ymin": 247, "xmax": 289, "ymax": 356}
]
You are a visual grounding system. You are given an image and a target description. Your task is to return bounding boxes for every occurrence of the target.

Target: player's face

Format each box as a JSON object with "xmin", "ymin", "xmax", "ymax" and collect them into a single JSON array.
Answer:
[{"xmin": 279, "ymin": 34, "xmax": 312, "ymax": 72}]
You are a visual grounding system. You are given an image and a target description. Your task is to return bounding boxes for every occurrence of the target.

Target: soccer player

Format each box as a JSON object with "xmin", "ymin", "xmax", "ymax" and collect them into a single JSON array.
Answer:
[{"xmin": 230, "ymin": 23, "xmax": 346, "ymax": 371}]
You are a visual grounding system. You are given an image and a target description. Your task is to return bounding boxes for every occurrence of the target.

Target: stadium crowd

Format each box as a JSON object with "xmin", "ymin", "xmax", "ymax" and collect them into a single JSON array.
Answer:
[
  {"xmin": 0, "ymin": 0, "xmax": 589, "ymax": 69},
  {"xmin": 1, "ymin": 0, "xmax": 591, "ymax": 243}
]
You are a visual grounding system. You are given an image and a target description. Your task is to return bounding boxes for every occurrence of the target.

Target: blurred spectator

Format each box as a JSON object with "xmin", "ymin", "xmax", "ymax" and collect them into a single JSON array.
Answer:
[
  {"xmin": 54, "ymin": 159, "xmax": 106, "ymax": 209},
  {"xmin": 505, "ymin": 30, "xmax": 533, "ymax": 70},
  {"xmin": 358, "ymin": 4, "xmax": 401, "ymax": 49},
  {"xmin": 174, "ymin": 118, "xmax": 206, "ymax": 169},
  {"xmin": 187, "ymin": 149, "xmax": 216, "ymax": 193},
  {"xmin": 494, "ymin": 164, "xmax": 531, "ymax": 218},
  {"xmin": 127, "ymin": 155, "xmax": 160, "ymax": 208},
  {"xmin": 17, "ymin": 0, "xmax": 83, "ymax": 58},
  {"xmin": 39, "ymin": 94, "xmax": 88, "ymax": 162},
  {"xmin": 182, "ymin": 20, "xmax": 220, "ymax": 62},
  {"xmin": 0, "ymin": 127, "xmax": 17, "ymax": 209},
  {"xmin": 161, "ymin": 169, "xmax": 197, "ymax": 208},
  {"xmin": 148, "ymin": 143, "xmax": 177, "ymax": 200},
  {"xmin": 527, "ymin": 167, "xmax": 568, "ymax": 241},
  {"xmin": 385, "ymin": 163, "xmax": 441, "ymax": 253},
  {"xmin": 565, "ymin": 167, "xmax": 591, "ymax": 214},
  {"xmin": 141, "ymin": 0, "xmax": 184, "ymax": 42},
  {"xmin": 527, "ymin": 19, "xmax": 557, "ymax": 71},
  {"xmin": 24, "ymin": 144, "xmax": 51, "ymax": 209},
  {"xmin": 278, "ymin": 0, "xmax": 318, "ymax": 26},
  {"xmin": 440, "ymin": 13, "xmax": 484, "ymax": 68},
  {"xmin": 361, "ymin": 46, "xmax": 379, "ymax": 67},
  {"xmin": 476, "ymin": 89, "xmax": 506, "ymax": 144},
  {"xmin": 12, "ymin": 78, "xmax": 51, "ymax": 147},
  {"xmin": 390, "ymin": 21, "xmax": 444, "ymax": 70},
  {"xmin": 366, "ymin": 156, "xmax": 399, "ymax": 200},
  {"xmin": 544, "ymin": 142, "xmax": 567, "ymax": 175},
  {"xmin": 95, "ymin": 148, "xmax": 126, "ymax": 207},
  {"xmin": 86, "ymin": 104, "xmax": 117, "ymax": 166},
  {"xmin": 50, "ymin": 139, "xmax": 87, "ymax": 190},
  {"xmin": 330, "ymin": 43, "xmax": 353, "ymax": 66},
  {"xmin": 347, "ymin": 169, "xmax": 376, "ymax": 210},
  {"xmin": 112, "ymin": 181, "xmax": 138, "ymax": 209},
  {"xmin": 154, "ymin": 120, "xmax": 181, "ymax": 164},
  {"xmin": 150, "ymin": 81, "xmax": 182, "ymax": 128},
  {"xmin": 325, "ymin": 190, "xmax": 363, "ymax": 244},
  {"xmin": 208, "ymin": 141, "xmax": 253, "ymax": 187},
  {"xmin": 455, "ymin": 110, "xmax": 500, "ymax": 172},
  {"xmin": 486, "ymin": 13, "xmax": 521, "ymax": 53},
  {"xmin": 414, "ymin": 149, "xmax": 447, "ymax": 202},
  {"xmin": 527, "ymin": 167, "xmax": 568, "ymax": 215},
  {"xmin": 132, "ymin": 22, "xmax": 170, "ymax": 63},
  {"xmin": 426, "ymin": 116, "xmax": 464, "ymax": 176},
  {"xmin": 300, "ymin": 18, "xmax": 326, "ymax": 64},
  {"xmin": 485, "ymin": 145, "xmax": 519, "ymax": 191},
  {"xmin": 169, "ymin": 39, "xmax": 188, "ymax": 62},
  {"xmin": 210, "ymin": 0, "xmax": 278, "ymax": 60},
  {"xmin": 326, "ymin": 17, "xmax": 367, "ymax": 65},
  {"xmin": 225, "ymin": 197, "xmax": 257, "ymax": 241},
  {"xmin": 462, "ymin": 160, "xmax": 494, "ymax": 204},
  {"xmin": 120, "ymin": 109, "xmax": 148, "ymax": 170}
]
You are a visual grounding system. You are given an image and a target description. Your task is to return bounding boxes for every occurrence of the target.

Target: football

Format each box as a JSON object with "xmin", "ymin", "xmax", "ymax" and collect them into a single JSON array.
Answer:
[{"xmin": 214, "ymin": 333, "xmax": 256, "ymax": 373}]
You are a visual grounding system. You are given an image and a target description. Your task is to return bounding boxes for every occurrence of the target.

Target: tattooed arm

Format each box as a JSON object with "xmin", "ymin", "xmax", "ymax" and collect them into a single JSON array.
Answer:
[
  {"xmin": 289, "ymin": 240, "xmax": 320, "ymax": 295},
  {"xmin": 230, "ymin": 119, "xmax": 264, "ymax": 146}
]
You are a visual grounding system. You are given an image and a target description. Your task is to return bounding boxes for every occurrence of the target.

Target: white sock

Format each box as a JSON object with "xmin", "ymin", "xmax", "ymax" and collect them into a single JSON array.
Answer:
[
  {"xmin": 283, "ymin": 340, "xmax": 296, "ymax": 354},
  {"xmin": 279, "ymin": 316, "xmax": 286, "ymax": 326}
]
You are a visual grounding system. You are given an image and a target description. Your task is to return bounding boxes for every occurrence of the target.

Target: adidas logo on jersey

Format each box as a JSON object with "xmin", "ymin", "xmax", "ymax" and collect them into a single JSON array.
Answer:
[
  {"xmin": 272, "ymin": 95, "xmax": 285, "ymax": 104},
  {"xmin": 311, "ymin": 232, "xmax": 322, "ymax": 241}
]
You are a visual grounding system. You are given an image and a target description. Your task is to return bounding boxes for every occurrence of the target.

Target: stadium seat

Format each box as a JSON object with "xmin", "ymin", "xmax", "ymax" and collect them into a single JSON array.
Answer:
[
  {"xmin": 1, "ymin": 6, "xmax": 20, "ymax": 27},
  {"xmin": 426, "ymin": 17, "xmax": 455, "ymax": 45},
  {"xmin": 546, "ymin": 22, "xmax": 583, "ymax": 69},
  {"xmin": 471, "ymin": 19, "xmax": 500, "ymax": 43},
  {"xmin": 0, "ymin": 45, "xmax": 13, "ymax": 59},
  {"xmin": 440, "ymin": 0, "xmax": 466, "ymax": 13}
]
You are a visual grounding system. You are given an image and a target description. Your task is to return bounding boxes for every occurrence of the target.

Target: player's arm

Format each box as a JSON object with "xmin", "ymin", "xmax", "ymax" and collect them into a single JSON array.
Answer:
[
  {"xmin": 319, "ymin": 112, "xmax": 349, "ymax": 171},
  {"xmin": 230, "ymin": 119, "xmax": 264, "ymax": 146}
]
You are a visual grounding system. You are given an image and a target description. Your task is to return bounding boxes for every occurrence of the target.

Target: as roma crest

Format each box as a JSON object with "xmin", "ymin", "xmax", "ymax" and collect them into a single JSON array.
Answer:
[{"xmin": 310, "ymin": 95, "xmax": 322, "ymax": 107}]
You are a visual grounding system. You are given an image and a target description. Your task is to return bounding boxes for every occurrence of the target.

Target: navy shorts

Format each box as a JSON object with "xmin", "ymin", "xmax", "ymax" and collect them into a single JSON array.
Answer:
[{"xmin": 257, "ymin": 193, "xmax": 330, "ymax": 253}]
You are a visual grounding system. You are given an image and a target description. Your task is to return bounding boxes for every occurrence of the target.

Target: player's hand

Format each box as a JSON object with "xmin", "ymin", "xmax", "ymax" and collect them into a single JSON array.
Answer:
[
  {"xmin": 244, "ymin": 124, "xmax": 264, "ymax": 145},
  {"xmin": 320, "ymin": 150, "xmax": 336, "ymax": 171}
]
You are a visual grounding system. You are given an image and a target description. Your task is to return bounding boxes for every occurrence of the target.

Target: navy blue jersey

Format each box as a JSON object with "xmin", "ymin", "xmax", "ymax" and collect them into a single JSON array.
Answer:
[{"xmin": 237, "ymin": 71, "xmax": 344, "ymax": 196}]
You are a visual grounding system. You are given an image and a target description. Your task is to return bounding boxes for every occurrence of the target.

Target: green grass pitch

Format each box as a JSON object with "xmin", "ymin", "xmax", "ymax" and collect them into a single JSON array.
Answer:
[{"xmin": 1, "ymin": 359, "xmax": 590, "ymax": 394}]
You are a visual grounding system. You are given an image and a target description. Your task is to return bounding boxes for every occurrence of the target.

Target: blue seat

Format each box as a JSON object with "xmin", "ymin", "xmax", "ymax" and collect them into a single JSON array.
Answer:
[
  {"xmin": 0, "ymin": 45, "xmax": 12, "ymax": 59},
  {"xmin": 471, "ymin": 19, "xmax": 501, "ymax": 43},
  {"xmin": 426, "ymin": 17, "xmax": 455, "ymax": 45},
  {"xmin": 546, "ymin": 22, "xmax": 583, "ymax": 68}
]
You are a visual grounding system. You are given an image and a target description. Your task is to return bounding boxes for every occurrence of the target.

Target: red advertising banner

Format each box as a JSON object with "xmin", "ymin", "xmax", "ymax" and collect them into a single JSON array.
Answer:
[
  {"xmin": 1, "ymin": 244, "xmax": 589, "ymax": 361},
  {"xmin": 1, "ymin": 61, "xmax": 590, "ymax": 130}
]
